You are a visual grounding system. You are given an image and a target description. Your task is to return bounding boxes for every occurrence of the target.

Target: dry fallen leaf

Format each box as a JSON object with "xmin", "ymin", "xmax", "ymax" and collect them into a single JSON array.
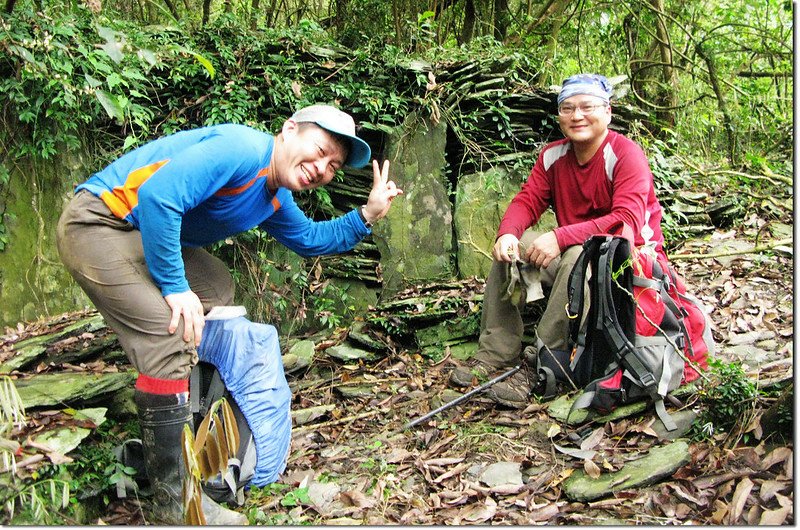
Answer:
[
  {"xmin": 759, "ymin": 505, "xmax": 790, "ymax": 525},
  {"xmin": 746, "ymin": 504, "xmax": 762, "ymax": 525},
  {"xmin": 711, "ymin": 499, "xmax": 728, "ymax": 524},
  {"xmin": 584, "ymin": 459, "xmax": 601, "ymax": 479},
  {"xmin": 552, "ymin": 442, "xmax": 597, "ymax": 460},
  {"xmin": 291, "ymin": 80, "xmax": 303, "ymax": 98},
  {"xmin": 459, "ymin": 497, "xmax": 497, "ymax": 523},
  {"xmin": 761, "ymin": 447, "xmax": 792, "ymax": 471},
  {"xmin": 759, "ymin": 479, "xmax": 789, "ymax": 502},
  {"xmin": 527, "ymin": 503, "xmax": 559, "ymax": 523},
  {"xmin": 580, "ymin": 427, "xmax": 605, "ymax": 451},
  {"xmin": 340, "ymin": 490, "xmax": 375, "ymax": 509},
  {"xmin": 547, "ymin": 423, "xmax": 561, "ymax": 438},
  {"xmin": 726, "ymin": 477, "xmax": 753, "ymax": 524}
]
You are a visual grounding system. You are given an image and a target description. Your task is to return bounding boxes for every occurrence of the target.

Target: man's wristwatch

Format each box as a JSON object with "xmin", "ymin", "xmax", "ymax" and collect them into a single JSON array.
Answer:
[{"xmin": 359, "ymin": 205, "xmax": 373, "ymax": 228}]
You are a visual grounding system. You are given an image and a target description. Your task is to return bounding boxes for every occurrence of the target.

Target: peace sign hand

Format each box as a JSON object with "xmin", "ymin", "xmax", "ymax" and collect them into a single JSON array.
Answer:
[{"xmin": 362, "ymin": 159, "xmax": 403, "ymax": 224}]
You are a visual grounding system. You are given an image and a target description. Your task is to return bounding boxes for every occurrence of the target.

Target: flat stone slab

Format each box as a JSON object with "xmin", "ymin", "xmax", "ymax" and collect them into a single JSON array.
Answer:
[
  {"xmin": 334, "ymin": 385, "xmax": 375, "ymax": 399},
  {"xmin": 348, "ymin": 322, "xmax": 385, "ymax": 351},
  {"xmin": 562, "ymin": 440, "xmax": 691, "ymax": 502},
  {"xmin": 14, "ymin": 371, "xmax": 136, "ymax": 409},
  {"xmin": 547, "ymin": 384, "xmax": 698, "ymax": 425},
  {"xmin": 324, "ymin": 343, "xmax": 378, "ymax": 362},
  {"xmin": 0, "ymin": 314, "xmax": 107, "ymax": 373},
  {"xmin": 292, "ymin": 404, "xmax": 336, "ymax": 426},
  {"xmin": 283, "ymin": 339, "xmax": 315, "ymax": 373},
  {"xmin": 32, "ymin": 407, "xmax": 108, "ymax": 455},
  {"xmin": 652, "ymin": 409, "xmax": 697, "ymax": 440},
  {"xmin": 479, "ymin": 462, "xmax": 523, "ymax": 487}
]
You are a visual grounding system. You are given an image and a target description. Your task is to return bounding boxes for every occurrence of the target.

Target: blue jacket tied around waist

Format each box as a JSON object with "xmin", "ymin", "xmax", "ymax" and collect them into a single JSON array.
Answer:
[{"xmin": 197, "ymin": 316, "xmax": 292, "ymax": 486}]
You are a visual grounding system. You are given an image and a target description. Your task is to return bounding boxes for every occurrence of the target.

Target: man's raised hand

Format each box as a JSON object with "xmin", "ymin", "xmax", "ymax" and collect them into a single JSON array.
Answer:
[{"xmin": 363, "ymin": 160, "xmax": 403, "ymax": 223}]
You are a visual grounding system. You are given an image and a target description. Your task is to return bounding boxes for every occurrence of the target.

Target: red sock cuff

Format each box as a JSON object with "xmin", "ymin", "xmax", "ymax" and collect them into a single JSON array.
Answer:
[{"xmin": 135, "ymin": 373, "xmax": 189, "ymax": 394}]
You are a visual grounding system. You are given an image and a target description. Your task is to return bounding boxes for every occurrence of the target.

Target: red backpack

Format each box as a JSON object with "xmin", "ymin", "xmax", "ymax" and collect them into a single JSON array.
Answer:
[{"xmin": 556, "ymin": 235, "xmax": 713, "ymax": 429}]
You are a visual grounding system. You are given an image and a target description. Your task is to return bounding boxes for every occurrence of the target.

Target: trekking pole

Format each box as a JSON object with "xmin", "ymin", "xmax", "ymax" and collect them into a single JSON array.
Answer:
[{"xmin": 400, "ymin": 365, "xmax": 521, "ymax": 432}]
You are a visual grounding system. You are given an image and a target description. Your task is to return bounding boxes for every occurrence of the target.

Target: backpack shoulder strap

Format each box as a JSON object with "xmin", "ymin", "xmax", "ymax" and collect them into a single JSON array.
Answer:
[
  {"xmin": 567, "ymin": 236, "xmax": 608, "ymax": 346},
  {"xmin": 595, "ymin": 238, "xmax": 658, "ymax": 390}
]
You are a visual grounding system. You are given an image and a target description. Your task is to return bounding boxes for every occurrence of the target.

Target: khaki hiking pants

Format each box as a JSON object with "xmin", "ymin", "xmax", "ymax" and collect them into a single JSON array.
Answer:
[
  {"xmin": 56, "ymin": 190, "xmax": 235, "ymax": 380},
  {"xmin": 474, "ymin": 229, "xmax": 587, "ymax": 369}
]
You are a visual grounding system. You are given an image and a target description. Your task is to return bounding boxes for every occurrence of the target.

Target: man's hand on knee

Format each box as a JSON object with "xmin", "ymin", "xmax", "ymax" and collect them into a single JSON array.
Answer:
[
  {"xmin": 165, "ymin": 290, "xmax": 205, "ymax": 347},
  {"xmin": 525, "ymin": 231, "xmax": 561, "ymax": 269}
]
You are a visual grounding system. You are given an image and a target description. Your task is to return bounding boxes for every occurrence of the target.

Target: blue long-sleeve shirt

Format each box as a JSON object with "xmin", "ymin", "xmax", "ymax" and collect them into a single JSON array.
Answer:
[{"xmin": 76, "ymin": 124, "xmax": 370, "ymax": 296}]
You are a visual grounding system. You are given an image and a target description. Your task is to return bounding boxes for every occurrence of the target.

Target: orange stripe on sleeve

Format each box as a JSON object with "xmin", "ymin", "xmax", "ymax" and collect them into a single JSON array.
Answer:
[
  {"xmin": 101, "ymin": 159, "xmax": 170, "ymax": 219},
  {"xmin": 215, "ymin": 167, "xmax": 271, "ymax": 197}
]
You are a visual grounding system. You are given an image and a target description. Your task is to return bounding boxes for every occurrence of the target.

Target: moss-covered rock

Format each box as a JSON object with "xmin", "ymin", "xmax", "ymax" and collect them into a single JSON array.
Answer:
[
  {"xmin": 374, "ymin": 113, "xmax": 453, "ymax": 295},
  {"xmin": 562, "ymin": 440, "xmax": 691, "ymax": 502},
  {"xmin": 454, "ymin": 167, "xmax": 519, "ymax": 279},
  {"xmin": 0, "ymin": 151, "xmax": 92, "ymax": 328}
]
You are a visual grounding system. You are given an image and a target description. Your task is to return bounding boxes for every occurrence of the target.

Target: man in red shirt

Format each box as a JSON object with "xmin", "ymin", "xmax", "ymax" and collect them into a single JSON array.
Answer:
[{"xmin": 450, "ymin": 74, "xmax": 667, "ymax": 407}]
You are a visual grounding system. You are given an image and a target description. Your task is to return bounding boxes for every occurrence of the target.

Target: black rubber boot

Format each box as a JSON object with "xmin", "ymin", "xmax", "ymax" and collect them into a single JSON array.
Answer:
[
  {"xmin": 135, "ymin": 389, "xmax": 249, "ymax": 526},
  {"xmin": 135, "ymin": 390, "xmax": 192, "ymax": 525}
]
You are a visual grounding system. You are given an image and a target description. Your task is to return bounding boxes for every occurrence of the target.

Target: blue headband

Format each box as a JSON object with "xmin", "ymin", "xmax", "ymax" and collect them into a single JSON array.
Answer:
[{"xmin": 558, "ymin": 74, "xmax": 613, "ymax": 105}]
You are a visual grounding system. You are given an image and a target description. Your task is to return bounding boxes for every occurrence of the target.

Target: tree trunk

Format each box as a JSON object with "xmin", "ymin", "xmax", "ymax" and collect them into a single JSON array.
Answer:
[
  {"xmin": 392, "ymin": 0, "xmax": 403, "ymax": 47},
  {"xmin": 493, "ymin": 0, "xmax": 510, "ymax": 41},
  {"xmin": 263, "ymin": 0, "xmax": 281, "ymax": 27},
  {"xmin": 649, "ymin": 0, "xmax": 677, "ymax": 126},
  {"xmin": 202, "ymin": 0, "xmax": 211, "ymax": 25},
  {"xmin": 333, "ymin": 0, "xmax": 348, "ymax": 37},
  {"xmin": 5, "ymin": 0, "xmax": 17, "ymax": 14},
  {"xmin": 250, "ymin": 0, "xmax": 260, "ymax": 29},
  {"xmin": 623, "ymin": 12, "xmax": 644, "ymax": 100},
  {"xmin": 459, "ymin": 0, "xmax": 476, "ymax": 45},
  {"xmin": 696, "ymin": 41, "xmax": 737, "ymax": 165},
  {"xmin": 511, "ymin": 0, "xmax": 571, "ymax": 50},
  {"xmin": 162, "ymin": 0, "xmax": 180, "ymax": 21}
]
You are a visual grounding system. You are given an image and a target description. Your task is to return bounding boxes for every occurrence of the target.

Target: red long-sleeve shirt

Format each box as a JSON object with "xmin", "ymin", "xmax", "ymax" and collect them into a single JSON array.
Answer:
[{"xmin": 497, "ymin": 130, "xmax": 666, "ymax": 259}]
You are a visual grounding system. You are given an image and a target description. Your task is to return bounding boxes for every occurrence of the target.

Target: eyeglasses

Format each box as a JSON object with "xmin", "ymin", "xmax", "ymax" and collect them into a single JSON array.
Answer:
[{"xmin": 558, "ymin": 103, "xmax": 608, "ymax": 116}]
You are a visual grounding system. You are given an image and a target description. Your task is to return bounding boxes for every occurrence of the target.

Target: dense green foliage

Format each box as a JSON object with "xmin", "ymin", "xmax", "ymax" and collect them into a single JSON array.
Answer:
[
  {"xmin": 692, "ymin": 358, "xmax": 761, "ymax": 443},
  {"xmin": 2, "ymin": 0, "xmax": 791, "ymax": 166},
  {"xmin": 0, "ymin": 8, "xmax": 428, "ymax": 166}
]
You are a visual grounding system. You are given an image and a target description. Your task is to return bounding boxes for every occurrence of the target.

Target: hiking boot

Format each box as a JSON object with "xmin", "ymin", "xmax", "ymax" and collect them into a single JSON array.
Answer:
[
  {"xmin": 449, "ymin": 359, "xmax": 531, "ymax": 409},
  {"xmin": 484, "ymin": 368, "xmax": 531, "ymax": 408},
  {"xmin": 135, "ymin": 389, "xmax": 192, "ymax": 525},
  {"xmin": 449, "ymin": 358, "xmax": 496, "ymax": 388}
]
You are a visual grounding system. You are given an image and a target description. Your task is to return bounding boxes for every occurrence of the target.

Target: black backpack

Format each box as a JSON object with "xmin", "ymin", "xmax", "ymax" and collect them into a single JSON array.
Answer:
[
  {"xmin": 189, "ymin": 361, "xmax": 257, "ymax": 506},
  {"xmin": 534, "ymin": 235, "xmax": 688, "ymax": 430}
]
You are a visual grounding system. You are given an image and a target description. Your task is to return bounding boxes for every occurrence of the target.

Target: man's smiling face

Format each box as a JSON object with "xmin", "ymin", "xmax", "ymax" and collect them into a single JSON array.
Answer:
[
  {"xmin": 557, "ymin": 94, "xmax": 612, "ymax": 147},
  {"xmin": 271, "ymin": 121, "xmax": 348, "ymax": 192}
]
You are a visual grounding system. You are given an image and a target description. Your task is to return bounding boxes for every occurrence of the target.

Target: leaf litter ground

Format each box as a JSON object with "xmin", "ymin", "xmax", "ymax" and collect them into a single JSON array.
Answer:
[
  {"xmin": 1, "ymin": 227, "xmax": 793, "ymax": 525},
  {"xmin": 240, "ymin": 229, "xmax": 793, "ymax": 525}
]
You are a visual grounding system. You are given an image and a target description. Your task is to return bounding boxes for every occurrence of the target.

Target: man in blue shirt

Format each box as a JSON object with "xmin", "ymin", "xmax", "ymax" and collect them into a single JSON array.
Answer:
[{"xmin": 57, "ymin": 104, "xmax": 402, "ymax": 523}]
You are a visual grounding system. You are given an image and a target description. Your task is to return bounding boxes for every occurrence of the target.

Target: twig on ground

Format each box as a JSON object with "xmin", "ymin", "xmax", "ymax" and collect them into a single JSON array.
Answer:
[
  {"xmin": 292, "ymin": 408, "xmax": 387, "ymax": 435},
  {"xmin": 670, "ymin": 238, "xmax": 792, "ymax": 261}
]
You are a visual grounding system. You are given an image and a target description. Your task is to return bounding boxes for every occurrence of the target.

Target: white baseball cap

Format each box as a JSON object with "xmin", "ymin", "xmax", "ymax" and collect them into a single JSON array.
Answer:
[{"xmin": 290, "ymin": 105, "xmax": 372, "ymax": 169}]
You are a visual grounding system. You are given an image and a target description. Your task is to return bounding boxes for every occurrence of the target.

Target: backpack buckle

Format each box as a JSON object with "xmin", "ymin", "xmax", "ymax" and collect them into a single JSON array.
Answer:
[
  {"xmin": 640, "ymin": 372, "xmax": 656, "ymax": 388},
  {"xmin": 565, "ymin": 303, "xmax": 579, "ymax": 319}
]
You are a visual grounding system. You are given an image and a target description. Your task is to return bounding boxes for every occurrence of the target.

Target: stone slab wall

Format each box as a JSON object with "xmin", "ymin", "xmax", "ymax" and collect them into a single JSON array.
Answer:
[{"xmin": 372, "ymin": 113, "xmax": 454, "ymax": 297}]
